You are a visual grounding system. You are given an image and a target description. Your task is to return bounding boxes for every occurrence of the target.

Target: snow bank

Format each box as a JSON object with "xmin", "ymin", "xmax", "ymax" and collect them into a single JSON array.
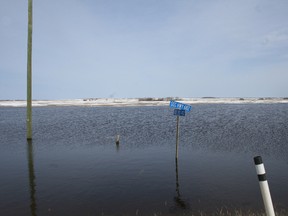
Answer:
[{"xmin": 0, "ymin": 98, "xmax": 287, "ymax": 107}]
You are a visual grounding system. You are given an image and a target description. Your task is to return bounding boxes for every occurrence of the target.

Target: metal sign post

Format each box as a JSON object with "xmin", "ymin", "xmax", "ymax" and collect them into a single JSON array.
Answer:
[
  {"xmin": 170, "ymin": 101, "xmax": 192, "ymax": 159},
  {"xmin": 174, "ymin": 109, "xmax": 185, "ymax": 159},
  {"xmin": 175, "ymin": 115, "xmax": 180, "ymax": 159}
]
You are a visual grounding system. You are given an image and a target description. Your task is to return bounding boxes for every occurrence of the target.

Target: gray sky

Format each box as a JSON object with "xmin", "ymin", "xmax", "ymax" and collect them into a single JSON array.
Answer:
[{"xmin": 1, "ymin": 0, "xmax": 288, "ymax": 100}]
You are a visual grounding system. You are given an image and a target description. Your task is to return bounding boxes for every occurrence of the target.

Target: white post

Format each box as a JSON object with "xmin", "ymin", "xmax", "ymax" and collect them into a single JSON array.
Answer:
[
  {"xmin": 254, "ymin": 156, "xmax": 275, "ymax": 216},
  {"xmin": 115, "ymin": 135, "xmax": 120, "ymax": 145}
]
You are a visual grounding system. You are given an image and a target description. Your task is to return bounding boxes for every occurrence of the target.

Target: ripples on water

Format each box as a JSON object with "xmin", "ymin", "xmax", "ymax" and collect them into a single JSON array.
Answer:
[{"xmin": 0, "ymin": 104, "xmax": 288, "ymax": 215}]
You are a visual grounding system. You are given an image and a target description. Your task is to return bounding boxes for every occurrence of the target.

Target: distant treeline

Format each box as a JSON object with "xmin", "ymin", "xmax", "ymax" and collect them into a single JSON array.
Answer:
[
  {"xmin": 83, "ymin": 97, "xmax": 181, "ymax": 102},
  {"xmin": 83, "ymin": 97, "xmax": 288, "ymax": 102},
  {"xmin": 138, "ymin": 97, "xmax": 178, "ymax": 101}
]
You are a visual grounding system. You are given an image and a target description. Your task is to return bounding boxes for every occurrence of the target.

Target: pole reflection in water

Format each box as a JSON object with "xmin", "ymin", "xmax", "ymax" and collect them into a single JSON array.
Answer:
[
  {"xmin": 116, "ymin": 143, "xmax": 120, "ymax": 152},
  {"xmin": 170, "ymin": 158, "xmax": 189, "ymax": 213},
  {"xmin": 27, "ymin": 140, "xmax": 37, "ymax": 216}
]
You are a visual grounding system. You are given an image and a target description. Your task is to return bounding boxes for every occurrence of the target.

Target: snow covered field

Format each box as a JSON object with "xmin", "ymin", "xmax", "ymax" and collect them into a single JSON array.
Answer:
[{"xmin": 1, "ymin": 97, "xmax": 288, "ymax": 107}]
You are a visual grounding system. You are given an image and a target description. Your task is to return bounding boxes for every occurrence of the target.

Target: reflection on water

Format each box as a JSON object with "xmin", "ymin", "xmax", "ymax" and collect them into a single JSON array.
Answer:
[
  {"xmin": 116, "ymin": 143, "xmax": 120, "ymax": 152},
  {"xmin": 27, "ymin": 140, "xmax": 37, "ymax": 216},
  {"xmin": 173, "ymin": 113, "xmax": 189, "ymax": 211},
  {"xmin": 174, "ymin": 158, "xmax": 189, "ymax": 210}
]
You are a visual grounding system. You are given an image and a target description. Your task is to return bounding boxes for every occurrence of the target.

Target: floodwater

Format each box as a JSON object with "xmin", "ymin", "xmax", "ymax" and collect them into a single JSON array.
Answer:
[{"xmin": 0, "ymin": 104, "xmax": 288, "ymax": 215}]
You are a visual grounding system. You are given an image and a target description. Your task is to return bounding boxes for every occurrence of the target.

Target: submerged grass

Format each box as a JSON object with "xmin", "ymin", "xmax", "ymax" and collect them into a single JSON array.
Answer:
[
  {"xmin": 205, "ymin": 207, "xmax": 287, "ymax": 216},
  {"xmin": 148, "ymin": 207, "xmax": 288, "ymax": 216},
  {"xmin": 99, "ymin": 207, "xmax": 288, "ymax": 216},
  {"xmin": 191, "ymin": 208, "xmax": 288, "ymax": 216}
]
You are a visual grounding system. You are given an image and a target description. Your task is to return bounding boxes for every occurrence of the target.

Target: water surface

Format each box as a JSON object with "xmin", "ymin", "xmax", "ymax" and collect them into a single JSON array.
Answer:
[{"xmin": 0, "ymin": 104, "xmax": 288, "ymax": 215}]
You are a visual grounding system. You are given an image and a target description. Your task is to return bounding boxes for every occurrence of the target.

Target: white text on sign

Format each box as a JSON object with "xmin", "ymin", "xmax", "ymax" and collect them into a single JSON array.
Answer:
[{"xmin": 170, "ymin": 100, "xmax": 192, "ymax": 112}]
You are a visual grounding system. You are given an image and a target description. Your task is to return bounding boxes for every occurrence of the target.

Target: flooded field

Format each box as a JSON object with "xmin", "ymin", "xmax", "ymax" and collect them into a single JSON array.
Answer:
[{"xmin": 0, "ymin": 104, "xmax": 288, "ymax": 215}]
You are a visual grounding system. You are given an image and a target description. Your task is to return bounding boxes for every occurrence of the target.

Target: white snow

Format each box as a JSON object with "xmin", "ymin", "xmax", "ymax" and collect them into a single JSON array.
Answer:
[{"xmin": 0, "ymin": 98, "xmax": 288, "ymax": 107}]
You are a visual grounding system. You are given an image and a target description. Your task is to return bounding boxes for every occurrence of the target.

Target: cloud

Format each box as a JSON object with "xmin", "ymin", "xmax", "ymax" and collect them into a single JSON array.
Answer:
[{"xmin": 262, "ymin": 28, "xmax": 288, "ymax": 46}]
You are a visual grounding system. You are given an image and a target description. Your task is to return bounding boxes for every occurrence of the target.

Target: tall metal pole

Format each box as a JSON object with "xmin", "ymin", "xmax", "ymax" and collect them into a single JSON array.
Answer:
[{"xmin": 27, "ymin": 0, "xmax": 33, "ymax": 140}]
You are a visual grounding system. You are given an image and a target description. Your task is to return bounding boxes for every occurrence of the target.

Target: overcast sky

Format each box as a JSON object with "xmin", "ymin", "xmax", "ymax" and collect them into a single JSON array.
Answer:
[{"xmin": 1, "ymin": 0, "xmax": 288, "ymax": 99}]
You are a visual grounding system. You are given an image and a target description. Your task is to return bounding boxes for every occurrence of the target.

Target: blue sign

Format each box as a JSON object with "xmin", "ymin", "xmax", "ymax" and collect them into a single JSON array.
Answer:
[
  {"xmin": 174, "ymin": 109, "xmax": 185, "ymax": 116},
  {"xmin": 170, "ymin": 100, "xmax": 192, "ymax": 112}
]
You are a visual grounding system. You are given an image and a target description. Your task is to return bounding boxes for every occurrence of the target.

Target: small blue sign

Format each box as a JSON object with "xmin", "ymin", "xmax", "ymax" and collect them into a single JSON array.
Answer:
[
  {"xmin": 170, "ymin": 100, "xmax": 192, "ymax": 112},
  {"xmin": 174, "ymin": 109, "xmax": 185, "ymax": 116}
]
